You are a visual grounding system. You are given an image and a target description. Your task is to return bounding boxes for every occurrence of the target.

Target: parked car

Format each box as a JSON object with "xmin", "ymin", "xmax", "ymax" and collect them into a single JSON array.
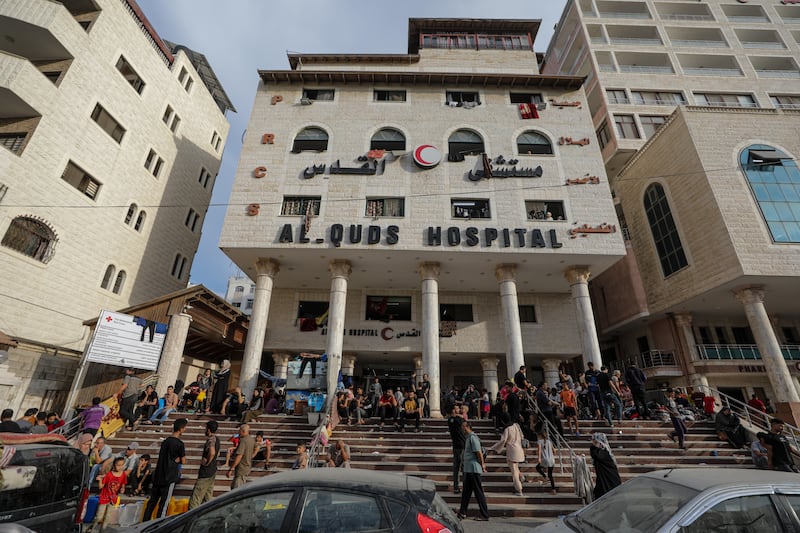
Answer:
[
  {"xmin": 0, "ymin": 433, "xmax": 89, "ymax": 533},
  {"xmin": 531, "ymin": 468, "xmax": 800, "ymax": 533},
  {"xmin": 112, "ymin": 468, "xmax": 463, "ymax": 533}
]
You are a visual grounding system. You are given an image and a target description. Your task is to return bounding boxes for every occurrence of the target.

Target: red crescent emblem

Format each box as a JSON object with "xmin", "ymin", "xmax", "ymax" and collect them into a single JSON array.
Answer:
[
  {"xmin": 413, "ymin": 145, "xmax": 441, "ymax": 168},
  {"xmin": 381, "ymin": 327, "xmax": 394, "ymax": 340}
]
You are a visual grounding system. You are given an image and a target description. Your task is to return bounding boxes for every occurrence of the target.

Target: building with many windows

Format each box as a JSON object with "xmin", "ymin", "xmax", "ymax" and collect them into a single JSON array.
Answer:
[
  {"xmin": 219, "ymin": 18, "xmax": 626, "ymax": 412},
  {"xmin": 544, "ymin": 0, "xmax": 800, "ymax": 417},
  {"xmin": 225, "ymin": 275, "xmax": 256, "ymax": 315},
  {"xmin": 0, "ymin": 0, "xmax": 233, "ymax": 414}
]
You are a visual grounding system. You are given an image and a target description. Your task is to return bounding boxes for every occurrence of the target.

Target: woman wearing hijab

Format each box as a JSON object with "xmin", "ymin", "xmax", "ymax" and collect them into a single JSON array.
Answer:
[
  {"xmin": 210, "ymin": 359, "xmax": 231, "ymax": 414},
  {"xmin": 489, "ymin": 418, "xmax": 526, "ymax": 496},
  {"xmin": 590, "ymin": 432, "xmax": 621, "ymax": 499}
]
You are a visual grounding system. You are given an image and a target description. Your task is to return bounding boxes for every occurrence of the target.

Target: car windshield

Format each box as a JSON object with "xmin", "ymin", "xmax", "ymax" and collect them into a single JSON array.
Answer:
[{"xmin": 567, "ymin": 477, "xmax": 698, "ymax": 532}]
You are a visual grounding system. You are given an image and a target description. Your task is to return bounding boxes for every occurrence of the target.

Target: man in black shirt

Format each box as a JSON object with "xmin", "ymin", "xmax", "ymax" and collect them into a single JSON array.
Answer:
[
  {"xmin": 447, "ymin": 405, "xmax": 467, "ymax": 493},
  {"xmin": 513, "ymin": 366, "xmax": 528, "ymax": 390},
  {"xmin": 764, "ymin": 418, "xmax": 798, "ymax": 472},
  {"xmin": 0, "ymin": 409, "xmax": 22, "ymax": 433},
  {"xmin": 597, "ymin": 366, "xmax": 622, "ymax": 426},
  {"xmin": 188, "ymin": 420, "xmax": 220, "ymax": 510},
  {"xmin": 144, "ymin": 418, "xmax": 187, "ymax": 520},
  {"xmin": 421, "ymin": 374, "xmax": 431, "ymax": 418},
  {"xmin": 585, "ymin": 362, "xmax": 603, "ymax": 421}
]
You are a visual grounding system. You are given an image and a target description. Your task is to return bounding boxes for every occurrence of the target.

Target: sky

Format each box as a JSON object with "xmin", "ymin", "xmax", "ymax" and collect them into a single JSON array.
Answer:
[{"xmin": 137, "ymin": 0, "xmax": 568, "ymax": 296}]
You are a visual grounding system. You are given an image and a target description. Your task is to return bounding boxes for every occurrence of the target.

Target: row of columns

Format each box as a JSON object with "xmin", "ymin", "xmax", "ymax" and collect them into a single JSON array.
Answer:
[{"xmin": 235, "ymin": 258, "xmax": 605, "ymax": 417}]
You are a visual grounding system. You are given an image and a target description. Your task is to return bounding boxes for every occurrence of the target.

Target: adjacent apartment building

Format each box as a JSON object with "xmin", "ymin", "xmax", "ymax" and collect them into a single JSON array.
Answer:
[
  {"xmin": 219, "ymin": 17, "xmax": 626, "ymax": 413},
  {"xmin": 0, "ymin": 0, "xmax": 233, "ymax": 414},
  {"xmin": 225, "ymin": 275, "xmax": 256, "ymax": 315},
  {"xmin": 543, "ymin": 0, "xmax": 800, "ymax": 413}
]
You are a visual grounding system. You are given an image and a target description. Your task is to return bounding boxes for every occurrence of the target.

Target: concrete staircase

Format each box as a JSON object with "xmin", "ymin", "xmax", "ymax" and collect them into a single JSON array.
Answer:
[{"xmin": 110, "ymin": 414, "xmax": 753, "ymax": 519}]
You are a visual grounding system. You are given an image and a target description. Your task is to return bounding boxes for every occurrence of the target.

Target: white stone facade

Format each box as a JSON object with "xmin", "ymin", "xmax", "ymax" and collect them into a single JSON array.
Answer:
[
  {"xmin": 220, "ymin": 18, "xmax": 624, "ymax": 402},
  {"xmin": 0, "ymin": 0, "xmax": 231, "ymax": 414},
  {"xmin": 225, "ymin": 275, "xmax": 256, "ymax": 315}
]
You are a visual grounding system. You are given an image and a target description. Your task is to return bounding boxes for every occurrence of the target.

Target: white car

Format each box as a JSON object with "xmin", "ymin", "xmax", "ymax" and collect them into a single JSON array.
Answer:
[{"xmin": 531, "ymin": 468, "xmax": 800, "ymax": 533}]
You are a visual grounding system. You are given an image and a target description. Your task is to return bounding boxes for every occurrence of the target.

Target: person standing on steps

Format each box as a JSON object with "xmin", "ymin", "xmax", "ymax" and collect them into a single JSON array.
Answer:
[
  {"xmin": 448, "ymin": 405, "xmax": 467, "ymax": 494},
  {"xmin": 625, "ymin": 362, "xmax": 648, "ymax": 419},
  {"xmin": 116, "ymin": 367, "xmax": 142, "ymax": 431},
  {"xmin": 228, "ymin": 423, "xmax": 256, "ymax": 489},
  {"xmin": 457, "ymin": 419, "xmax": 490, "ymax": 522},
  {"xmin": 590, "ymin": 432, "xmax": 621, "ymax": 499},
  {"xmin": 143, "ymin": 418, "xmax": 187, "ymax": 521},
  {"xmin": 489, "ymin": 418, "xmax": 525, "ymax": 496},
  {"xmin": 189, "ymin": 420, "xmax": 220, "ymax": 510}
]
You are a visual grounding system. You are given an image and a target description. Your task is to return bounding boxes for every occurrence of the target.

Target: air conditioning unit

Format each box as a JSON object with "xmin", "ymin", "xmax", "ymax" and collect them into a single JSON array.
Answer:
[{"xmin": 300, "ymin": 97, "xmax": 313, "ymax": 105}]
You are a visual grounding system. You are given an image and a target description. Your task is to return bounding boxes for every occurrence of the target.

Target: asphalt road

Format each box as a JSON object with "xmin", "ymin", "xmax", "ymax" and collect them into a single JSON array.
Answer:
[{"xmin": 460, "ymin": 516, "xmax": 550, "ymax": 533}]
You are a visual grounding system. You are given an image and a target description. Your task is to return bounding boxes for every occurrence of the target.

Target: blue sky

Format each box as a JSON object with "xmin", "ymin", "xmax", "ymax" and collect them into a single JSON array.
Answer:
[{"xmin": 137, "ymin": 0, "xmax": 567, "ymax": 295}]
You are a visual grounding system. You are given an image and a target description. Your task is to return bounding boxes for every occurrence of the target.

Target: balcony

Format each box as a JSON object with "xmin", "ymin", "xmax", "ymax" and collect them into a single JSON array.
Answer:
[
  {"xmin": 616, "ymin": 51, "xmax": 675, "ymax": 74},
  {"xmin": 667, "ymin": 27, "xmax": 727, "ymax": 48},
  {"xmin": 736, "ymin": 29, "xmax": 786, "ymax": 49},
  {"xmin": 750, "ymin": 56, "xmax": 800, "ymax": 79},
  {"xmin": 640, "ymin": 350, "xmax": 677, "ymax": 368},
  {"xmin": 723, "ymin": 4, "xmax": 770, "ymax": 23},
  {"xmin": 596, "ymin": 0, "xmax": 652, "ymax": 19},
  {"xmin": 775, "ymin": 5, "xmax": 800, "ymax": 24},
  {"xmin": 0, "ymin": 7, "xmax": 75, "ymax": 82},
  {"xmin": 655, "ymin": 2, "xmax": 714, "ymax": 22},
  {"xmin": 696, "ymin": 344, "xmax": 800, "ymax": 361},
  {"xmin": 606, "ymin": 24, "xmax": 662, "ymax": 46},
  {"xmin": 678, "ymin": 54, "xmax": 743, "ymax": 77}
]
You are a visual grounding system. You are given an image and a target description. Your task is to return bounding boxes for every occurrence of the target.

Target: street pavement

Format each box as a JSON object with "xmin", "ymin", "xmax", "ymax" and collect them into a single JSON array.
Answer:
[{"xmin": 461, "ymin": 516, "xmax": 550, "ymax": 533}]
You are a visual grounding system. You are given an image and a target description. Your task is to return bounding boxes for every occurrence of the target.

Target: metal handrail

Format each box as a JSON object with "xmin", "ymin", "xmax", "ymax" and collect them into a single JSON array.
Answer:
[
  {"xmin": 698, "ymin": 385, "xmax": 800, "ymax": 453},
  {"xmin": 308, "ymin": 392, "xmax": 337, "ymax": 468}
]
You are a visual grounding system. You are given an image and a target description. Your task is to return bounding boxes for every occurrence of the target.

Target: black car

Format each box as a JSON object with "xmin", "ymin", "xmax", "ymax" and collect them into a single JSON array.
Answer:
[
  {"xmin": 115, "ymin": 468, "xmax": 463, "ymax": 533},
  {"xmin": 0, "ymin": 433, "xmax": 89, "ymax": 533}
]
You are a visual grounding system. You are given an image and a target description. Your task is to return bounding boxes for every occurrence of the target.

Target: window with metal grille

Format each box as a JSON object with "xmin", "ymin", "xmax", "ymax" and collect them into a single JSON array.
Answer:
[
  {"xmin": 370, "ymin": 128, "xmax": 406, "ymax": 151},
  {"xmin": 91, "ymin": 104, "xmax": 125, "ymax": 143},
  {"xmin": 302, "ymin": 88, "xmax": 335, "ymax": 101},
  {"xmin": 694, "ymin": 93, "xmax": 756, "ymax": 108},
  {"xmin": 1, "ymin": 216, "xmax": 57, "ymax": 263},
  {"xmin": 61, "ymin": 161, "xmax": 101, "ymax": 200},
  {"xmin": 448, "ymin": 129, "xmax": 484, "ymax": 159},
  {"xmin": 451, "ymin": 199, "xmax": 491, "ymax": 219},
  {"xmin": 631, "ymin": 90, "xmax": 685, "ymax": 106},
  {"xmin": 0, "ymin": 133, "xmax": 26, "ymax": 154},
  {"xmin": 281, "ymin": 196, "xmax": 321, "ymax": 216},
  {"xmin": 644, "ymin": 183, "xmax": 688, "ymax": 276},
  {"xmin": 439, "ymin": 304, "xmax": 474, "ymax": 322},
  {"xmin": 445, "ymin": 91, "xmax": 481, "ymax": 106},
  {"xmin": 374, "ymin": 90, "xmax": 406, "ymax": 102},
  {"xmin": 292, "ymin": 127, "xmax": 329, "ymax": 153},
  {"xmin": 116, "ymin": 56, "xmax": 146, "ymax": 94},
  {"xmin": 517, "ymin": 131, "xmax": 553, "ymax": 155},
  {"xmin": 365, "ymin": 198, "xmax": 404, "ymax": 217}
]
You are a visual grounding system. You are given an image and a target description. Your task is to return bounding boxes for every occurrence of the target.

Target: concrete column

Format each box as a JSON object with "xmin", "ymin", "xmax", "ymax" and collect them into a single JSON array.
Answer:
[
  {"xmin": 271, "ymin": 353, "xmax": 290, "ymax": 381},
  {"xmin": 481, "ymin": 357, "xmax": 500, "ymax": 402},
  {"xmin": 413, "ymin": 356, "xmax": 423, "ymax": 377},
  {"xmin": 565, "ymin": 266, "xmax": 603, "ymax": 369},
  {"xmin": 326, "ymin": 260, "xmax": 352, "ymax": 408},
  {"xmin": 420, "ymin": 262, "xmax": 442, "ymax": 418},
  {"xmin": 495, "ymin": 264, "xmax": 525, "ymax": 379},
  {"xmin": 673, "ymin": 313, "xmax": 706, "ymax": 389},
  {"xmin": 734, "ymin": 286, "xmax": 800, "ymax": 403},
  {"xmin": 240, "ymin": 259, "xmax": 280, "ymax": 398},
  {"xmin": 156, "ymin": 312, "xmax": 192, "ymax": 396},
  {"xmin": 542, "ymin": 358, "xmax": 561, "ymax": 389}
]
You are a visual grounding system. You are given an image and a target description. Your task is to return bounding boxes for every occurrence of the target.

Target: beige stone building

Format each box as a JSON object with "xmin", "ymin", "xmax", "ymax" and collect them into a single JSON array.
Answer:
[
  {"xmin": 219, "ymin": 18, "xmax": 625, "ymax": 413},
  {"xmin": 0, "ymin": 0, "xmax": 233, "ymax": 414},
  {"xmin": 544, "ymin": 0, "xmax": 800, "ymax": 412}
]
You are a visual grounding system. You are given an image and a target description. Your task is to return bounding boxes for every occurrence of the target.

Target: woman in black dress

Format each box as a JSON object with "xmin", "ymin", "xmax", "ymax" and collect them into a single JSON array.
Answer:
[
  {"xmin": 210, "ymin": 359, "xmax": 231, "ymax": 414},
  {"xmin": 590, "ymin": 432, "xmax": 621, "ymax": 499}
]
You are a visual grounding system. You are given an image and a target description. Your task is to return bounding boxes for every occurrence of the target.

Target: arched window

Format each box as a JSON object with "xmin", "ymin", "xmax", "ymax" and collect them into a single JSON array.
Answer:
[
  {"xmin": 134, "ymin": 211, "xmax": 146, "ymax": 232},
  {"xmin": 644, "ymin": 184, "xmax": 688, "ymax": 277},
  {"xmin": 370, "ymin": 128, "xmax": 406, "ymax": 151},
  {"xmin": 124, "ymin": 203, "xmax": 137, "ymax": 225},
  {"xmin": 1, "ymin": 216, "xmax": 58, "ymax": 263},
  {"xmin": 517, "ymin": 131, "xmax": 553, "ymax": 155},
  {"xmin": 101, "ymin": 264, "xmax": 116, "ymax": 289},
  {"xmin": 112, "ymin": 270, "xmax": 126, "ymax": 294},
  {"xmin": 292, "ymin": 127, "xmax": 329, "ymax": 153},
  {"xmin": 234, "ymin": 286, "xmax": 244, "ymax": 293},
  {"xmin": 448, "ymin": 129, "xmax": 484, "ymax": 161},
  {"xmin": 172, "ymin": 253, "xmax": 187, "ymax": 279},
  {"xmin": 740, "ymin": 145, "xmax": 800, "ymax": 243}
]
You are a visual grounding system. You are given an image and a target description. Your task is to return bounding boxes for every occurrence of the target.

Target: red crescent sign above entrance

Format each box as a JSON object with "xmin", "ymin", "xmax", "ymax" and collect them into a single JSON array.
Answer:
[{"xmin": 413, "ymin": 145, "xmax": 442, "ymax": 168}]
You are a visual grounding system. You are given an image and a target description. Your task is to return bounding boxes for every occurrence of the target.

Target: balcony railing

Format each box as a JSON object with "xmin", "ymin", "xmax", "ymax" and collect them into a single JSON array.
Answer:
[
  {"xmin": 619, "ymin": 65, "xmax": 674, "ymax": 73},
  {"xmin": 609, "ymin": 37, "xmax": 662, "ymax": 45},
  {"xmin": 755, "ymin": 69, "xmax": 800, "ymax": 78},
  {"xmin": 661, "ymin": 14, "xmax": 715, "ymax": 22},
  {"xmin": 696, "ymin": 344, "xmax": 800, "ymax": 360},
  {"xmin": 683, "ymin": 67, "xmax": 742, "ymax": 76},
  {"xmin": 640, "ymin": 350, "xmax": 677, "ymax": 368},
  {"xmin": 775, "ymin": 103, "xmax": 800, "ymax": 109},
  {"xmin": 632, "ymin": 98, "xmax": 684, "ymax": 106},
  {"xmin": 671, "ymin": 40, "xmax": 728, "ymax": 47},
  {"xmin": 741, "ymin": 42, "xmax": 786, "ymax": 49},
  {"xmin": 607, "ymin": 96, "xmax": 630, "ymax": 104},
  {"xmin": 591, "ymin": 37, "xmax": 608, "ymax": 44},
  {"xmin": 726, "ymin": 16, "xmax": 770, "ymax": 23},
  {"xmin": 598, "ymin": 12, "xmax": 651, "ymax": 19},
  {"xmin": 598, "ymin": 64, "xmax": 618, "ymax": 72}
]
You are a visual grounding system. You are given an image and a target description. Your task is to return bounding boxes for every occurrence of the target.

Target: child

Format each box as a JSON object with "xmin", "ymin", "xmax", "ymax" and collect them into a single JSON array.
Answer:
[
  {"xmin": 93, "ymin": 457, "xmax": 127, "ymax": 532},
  {"xmin": 127, "ymin": 454, "xmax": 151, "ymax": 496},
  {"xmin": 536, "ymin": 431, "xmax": 556, "ymax": 495},
  {"xmin": 291, "ymin": 443, "xmax": 308, "ymax": 470},
  {"xmin": 223, "ymin": 433, "xmax": 240, "ymax": 468},
  {"xmin": 560, "ymin": 382, "xmax": 580, "ymax": 436},
  {"xmin": 253, "ymin": 431, "xmax": 272, "ymax": 470}
]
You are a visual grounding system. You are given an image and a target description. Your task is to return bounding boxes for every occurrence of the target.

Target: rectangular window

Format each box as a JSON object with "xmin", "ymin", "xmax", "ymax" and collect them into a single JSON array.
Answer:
[
  {"xmin": 698, "ymin": 326, "xmax": 713, "ymax": 344},
  {"xmin": 446, "ymin": 91, "xmax": 481, "ymax": 106},
  {"xmin": 373, "ymin": 90, "xmax": 407, "ymax": 102},
  {"xmin": 770, "ymin": 95, "xmax": 800, "ymax": 109},
  {"xmin": 281, "ymin": 196, "xmax": 321, "ymax": 216},
  {"xmin": 694, "ymin": 93, "xmax": 757, "ymax": 108},
  {"xmin": 198, "ymin": 168, "xmax": 213, "ymax": 188},
  {"xmin": 640, "ymin": 115, "xmax": 668, "ymax": 139},
  {"xmin": 170, "ymin": 114, "xmax": 181, "ymax": 133},
  {"xmin": 783, "ymin": 327, "xmax": 799, "ymax": 344},
  {"xmin": 144, "ymin": 149, "xmax": 164, "ymax": 177},
  {"xmin": 302, "ymin": 88, "xmax": 335, "ymax": 101},
  {"xmin": 606, "ymin": 89, "xmax": 629, "ymax": 104},
  {"xmin": 518, "ymin": 305, "xmax": 537, "ymax": 323},
  {"xmin": 451, "ymin": 199, "xmax": 490, "ymax": 219},
  {"xmin": 366, "ymin": 295, "xmax": 412, "ymax": 321},
  {"xmin": 439, "ymin": 304, "xmax": 474, "ymax": 322},
  {"xmin": 613, "ymin": 114, "xmax": 640, "ymax": 139},
  {"xmin": 732, "ymin": 326, "xmax": 756, "ymax": 344},
  {"xmin": 596, "ymin": 120, "xmax": 611, "ymax": 150},
  {"xmin": 365, "ymin": 198, "xmax": 404, "ymax": 217},
  {"xmin": 116, "ymin": 56, "xmax": 145, "ymax": 94},
  {"xmin": 179, "ymin": 66, "xmax": 194, "ymax": 92},
  {"xmin": 185, "ymin": 208, "xmax": 200, "ymax": 231},
  {"xmin": 630, "ymin": 90, "xmax": 685, "ymax": 106},
  {"xmin": 509, "ymin": 92, "xmax": 544, "ymax": 104},
  {"xmin": 91, "ymin": 104, "xmax": 125, "ymax": 143},
  {"xmin": 162, "ymin": 105, "xmax": 173, "ymax": 125},
  {"xmin": 525, "ymin": 200, "xmax": 566, "ymax": 221},
  {"xmin": 232, "ymin": 302, "xmax": 241, "ymax": 308},
  {"xmin": 245, "ymin": 299, "xmax": 253, "ymax": 310},
  {"xmin": 0, "ymin": 133, "xmax": 27, "ymax": 154},
  {"xmin": 297, "ymin": 301, "xmax": 330, "ymax": 319},
  {"xmin": 715, "ymin": 327, "xmax": 729, "ymax": 344},
  {"xmin": 211, "ymin": 131, "xmax": 221, "ymax": 150},
  {"xmin": 178, "ymin": 67, "xmax": 188, "ymax": 84},
  {"xmin": 61, "ymin": 161, "xmax": 101, "ymax": 200}
]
